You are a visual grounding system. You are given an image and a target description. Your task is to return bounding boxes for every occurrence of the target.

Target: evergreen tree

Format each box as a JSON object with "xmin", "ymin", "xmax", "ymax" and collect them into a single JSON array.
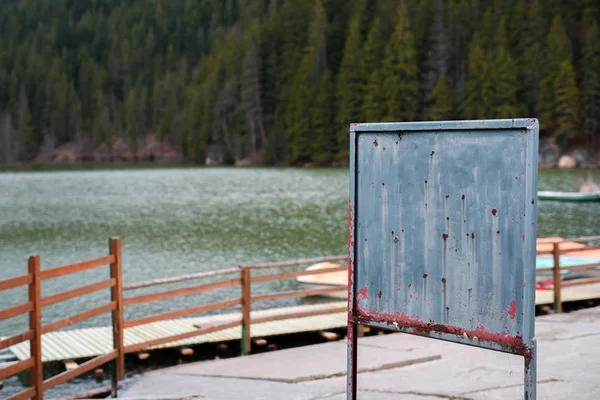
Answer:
[
  {"xmin": 430, "ymin": 75, "xmax": 454, "ymax": 120},
  {"xmin": 463, "ymin": 33, "xmax": 491, "ymax": 120},
  {"xmin": 285, "ymin": 0, "xmax": 327, "ymax": 165},
  {"xmin": 421, "ymin": 0, "xmax": 448, "ymax": 119},
  {"xmin": 488, "ymin": 19, "xmax": 519, "ymax": 118},
  {"xmin": 18, "ymin": 85, "xmax": 35, "ymax": 161},
  {"xmin": 360, "ymin": 17, "xmax": 384, "ymax": 122},
  {"xmin": 554, "ymin": 59, "xmax": 580, "ymax": 141},
  {"xmin": 581, "ymin": 9, "xmax": 600, "ymax": 147},
  {"xmin": 540, "ymin": 16, "xmax": 574, "ymax": 136},
  {"xmin": 311, "ymin": 71, "xmax": 335, "ymax": 164},
  {"xmin": 380, "ymin": 2, "xmax": 419, "ymax": 122},
  {"xmin": 125, "ymin": 86, "xmax": 138, "ymax": 154},
  {"xmin": 522, "ymin": 0, "xmax": 545, "ymax": 117},
  {"xmin": 335, "ymin": 15, "xmax": 362, "ymax": 160}
]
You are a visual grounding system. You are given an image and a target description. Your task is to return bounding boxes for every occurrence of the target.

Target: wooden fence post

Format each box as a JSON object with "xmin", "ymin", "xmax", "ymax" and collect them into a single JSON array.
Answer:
[
  {"xmin": 28, "ymin": 255, "xmax": 43, "ymax": 400},
  {"xmin": 240, "ymin": 268, "xmax": 251, "ymax": 355},
  {"xmin": 552, "ymin": 242, "xmax": 562, "ymax": 313},
  {"xmin": 109, "ymin": 237, "xmax": 125, "ymax": 396}
]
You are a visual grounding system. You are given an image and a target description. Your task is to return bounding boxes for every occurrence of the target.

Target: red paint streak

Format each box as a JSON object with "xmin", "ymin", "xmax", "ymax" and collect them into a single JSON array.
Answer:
[
  {"xmin": 382, "ymin": 147, "xmax": 387, "ymax": 151},
  {"xmin": 358, "ymin": 287, "xmax": 369, "ymax": 300},
  {"xmin": 350, "ymin": 123, "xmax": 360, "ymax": 127},
  {"xmin": 355, "ymin": 307, "xmax": 531, "ymax": 357},
  {"xmin": 347, "ymin": 201, "xmax": 355, "ymax": 316},
  {"xmin": 508, "ymin": 300, "xmax": 517, "ymax": 319}
]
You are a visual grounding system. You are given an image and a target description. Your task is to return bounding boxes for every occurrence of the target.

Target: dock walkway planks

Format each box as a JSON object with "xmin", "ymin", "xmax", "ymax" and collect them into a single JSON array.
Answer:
[{"xmin": 5, "ymin": 301, "xmax": 347, "ymax": 363}]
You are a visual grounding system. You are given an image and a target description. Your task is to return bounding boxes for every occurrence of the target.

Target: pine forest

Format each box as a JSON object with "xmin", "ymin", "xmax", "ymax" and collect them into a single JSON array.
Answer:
[{"xmin": 0, "ymin": 0, "xmax": 599, "ymax": 166}]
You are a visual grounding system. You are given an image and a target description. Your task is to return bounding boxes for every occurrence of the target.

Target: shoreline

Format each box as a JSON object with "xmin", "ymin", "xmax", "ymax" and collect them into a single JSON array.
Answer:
[{"xmin": 1, "ymin": 161, "xmax": 598, "ymax": 173}]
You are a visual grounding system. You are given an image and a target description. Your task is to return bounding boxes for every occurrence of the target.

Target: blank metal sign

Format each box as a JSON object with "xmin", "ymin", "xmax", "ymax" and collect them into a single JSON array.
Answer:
[{"xmin": 347, "ymin": 119, "xmax": 539, "ymax": 400}]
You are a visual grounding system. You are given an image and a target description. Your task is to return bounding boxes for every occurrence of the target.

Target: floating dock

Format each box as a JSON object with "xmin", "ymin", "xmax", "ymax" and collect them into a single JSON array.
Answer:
[{"xmin": 5, "ymin": 302, "xmax": 347, "ymax": 363}]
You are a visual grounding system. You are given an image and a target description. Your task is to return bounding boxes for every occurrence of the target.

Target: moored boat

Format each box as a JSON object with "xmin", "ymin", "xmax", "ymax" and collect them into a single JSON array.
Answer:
[{"xmin": 537, "ymin": 190, "xmax": 600, "ymax": 202}]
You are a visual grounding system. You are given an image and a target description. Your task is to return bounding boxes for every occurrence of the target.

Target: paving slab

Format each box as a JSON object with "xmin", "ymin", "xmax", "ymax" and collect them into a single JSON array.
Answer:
[{"xmin": 165, "ymin": 335, "xmax": 442, "ymax": 383}]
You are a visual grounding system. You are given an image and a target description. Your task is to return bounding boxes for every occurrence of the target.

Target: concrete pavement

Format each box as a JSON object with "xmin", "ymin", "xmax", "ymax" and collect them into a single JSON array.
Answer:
[{"xmin": 122, "ymin": 306, "xmax": 600, "ymax": 399}]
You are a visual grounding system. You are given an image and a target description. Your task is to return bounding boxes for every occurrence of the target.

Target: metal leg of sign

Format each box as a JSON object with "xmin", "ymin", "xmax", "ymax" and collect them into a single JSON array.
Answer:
[
  {"xmin": 524, "ymin": 339, "xmax": 537, "ymax": 400},
  {"xmin": 347, "ymin": 320, "xmax": 358, "ymax": 400}
]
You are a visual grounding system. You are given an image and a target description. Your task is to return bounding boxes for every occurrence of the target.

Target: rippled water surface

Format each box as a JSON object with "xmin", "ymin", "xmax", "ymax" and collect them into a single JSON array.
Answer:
[{"xmin": 1, "ymin": 166, "xmax": 600, "ymax": 397}]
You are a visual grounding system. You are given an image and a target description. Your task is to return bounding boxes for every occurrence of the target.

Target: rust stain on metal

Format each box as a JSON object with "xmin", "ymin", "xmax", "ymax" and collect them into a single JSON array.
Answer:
[
  {"xmin": 393, "ymin": 236, "xmax": 399, "ymax": 243},
  {"xmin": 398, "ymin": 132, "xmax": 404, "ymax": 139},
  {"xmin": 492, "ymin": 209, "xmax": 497, "ymax": 216},
  {"xmin": 508, "ymin": 300, "xmax": 517, "ymax": 319},
  {"xmin": 423, "ymin": 274, "xmax": 428, "ymax": 279},
  {"xmin": 347, "ymin": 201, "xmax": 355, "ymax": 314},
  {"xmin": 441, "ymin": 278, "xmax": 446, "ymax": 284},
  {"xmin": 377, "ymin": 291, "xmax": 383, "ymax": 299},
  {"xmin": 430, "ymin": 151, "xmax": 435, "ymax": 156},
  {"xmin": 358, "ymin": 287, "xmax": 369, "ymax": 300},
  {"xmin": 373, "ymin": 140, "xmax": 379, "ymax": 147},
  {"xmin": 354, "ymin": 309, "xmax": 532, "ymax": 358},
  {"xmin": 442, "ymin": 233, "xmax": 448, "ymax": 240},
  {"xmin": 471, "ymin": 233, "xmax": 475, "ymax": 239}
]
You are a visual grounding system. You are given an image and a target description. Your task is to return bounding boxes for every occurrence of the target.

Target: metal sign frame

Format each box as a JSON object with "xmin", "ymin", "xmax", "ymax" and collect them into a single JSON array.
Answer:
[{"xmin": 347, "ymin": 119, "xmax": 539, "ymax": 399}]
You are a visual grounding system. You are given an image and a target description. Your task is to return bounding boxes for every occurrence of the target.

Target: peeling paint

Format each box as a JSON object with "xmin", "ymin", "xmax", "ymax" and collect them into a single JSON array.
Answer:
[
  {"xmin": 354, "ymin": 308, "xmax": 533, "ymax": 358},
  {"xmin": 508, "ymin": 300, "xmax": 517, "ymax": 319}
]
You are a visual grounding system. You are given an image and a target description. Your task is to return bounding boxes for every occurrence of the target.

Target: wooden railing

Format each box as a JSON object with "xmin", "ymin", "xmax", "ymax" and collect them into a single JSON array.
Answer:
[
  {"xmin": 536, "ymin": 236, "xmax": 600, "ymax": 312},
  {"xmin": 120, "ymin": 255, "xmax": 348, "ymax": 355},
  {"xmin": 0, "ymin": 238, "xmax": 123, "ymax": 400}
]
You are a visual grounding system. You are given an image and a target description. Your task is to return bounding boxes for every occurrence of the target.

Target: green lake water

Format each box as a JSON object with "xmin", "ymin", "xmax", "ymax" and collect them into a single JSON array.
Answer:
[{"xmin": 1, "ymin": 166, "xmax": 600, "ymax": 397}]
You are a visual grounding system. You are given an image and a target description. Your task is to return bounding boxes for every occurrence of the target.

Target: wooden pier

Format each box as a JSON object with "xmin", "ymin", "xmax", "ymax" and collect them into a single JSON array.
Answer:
[{"xmin": 5, "ymin": 301, "xmax": 347, "ymax": 363}]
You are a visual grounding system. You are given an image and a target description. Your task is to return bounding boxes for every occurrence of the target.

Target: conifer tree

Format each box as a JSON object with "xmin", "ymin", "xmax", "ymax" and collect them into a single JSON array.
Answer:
[
  {"xmin": 380, "ymin": 2, "xmax": 419, "ymax": 122},
  {"xmin": 463, "ymin": 33, "xmax": 490, "ymax": 120},
  {"xmin": 430, "ymin": 75, "xmax": 454, "ymax": 120},
  {"xmin": 360, "ymin": 17, "xmax": 384, "ymax": 123},
  {"xmin": 18, "ymin": 86, "xmax": 35, "ymax": 161},
  {"xmin": 422, "ymin": 0, "xmax": 448, "ymax": 119},
  {"xmin": 488, "ymin": 19, "xmax": 519, "ymax": 118},
  {"xmin": 540, "ymin": 16, "xmax": 574, "ymax": 136},
  {"xmin": 554, "ymin": 59, "xmax": 580, "ymax": 140},
  {"xmin": 521, "ymin": 0, "xmax": 545, "ymax": 117},
  {"xmin": 285, "ymin": 0, "xmax": 327, "ymax": 165},
  {"xmin": 335, "ymin": 15, "xmax": 362, "ymax": 160},
  {"xmin": 311, "ymin": 71, "xmax": 334, "ymax": 164},
  {"xmin": 581, "ymin": 9, "xmax": 600, "ymax": 147}
]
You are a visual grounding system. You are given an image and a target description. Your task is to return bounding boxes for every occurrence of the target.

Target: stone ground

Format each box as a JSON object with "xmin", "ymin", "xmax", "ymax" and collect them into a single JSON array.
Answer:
[{"xmin": 121, "ymin": 306, "xmax": 600, "ymax": 399}]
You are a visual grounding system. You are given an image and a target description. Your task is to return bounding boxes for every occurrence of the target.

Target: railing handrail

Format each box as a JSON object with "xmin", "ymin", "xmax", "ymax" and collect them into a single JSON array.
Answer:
[
  {"xmin": 241, "ymin": 255, "xmax": 347, "ymax": 270},
  {"xmin": 123, "ymin": 267, "xmax": 241, "ymax": 291},
  {"xmin": 0, "ymin": 238, "xmax": 123, "ymax": 400},
  {"xmin": 538, "ymin": 235, "xmax": 600, "ymax": 244}
]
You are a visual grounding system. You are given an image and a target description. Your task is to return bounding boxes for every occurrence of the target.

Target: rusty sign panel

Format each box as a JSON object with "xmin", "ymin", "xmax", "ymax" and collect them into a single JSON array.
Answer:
[{"xmin": 347, "ymin": 119, "xmax": 539, "ymax": 399}]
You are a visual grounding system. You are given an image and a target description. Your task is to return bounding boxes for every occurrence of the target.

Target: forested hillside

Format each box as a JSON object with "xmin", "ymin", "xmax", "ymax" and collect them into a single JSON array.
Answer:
[{"xmin": 0, "ymin": 0, "xmax": 599, "ymax": 165}]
